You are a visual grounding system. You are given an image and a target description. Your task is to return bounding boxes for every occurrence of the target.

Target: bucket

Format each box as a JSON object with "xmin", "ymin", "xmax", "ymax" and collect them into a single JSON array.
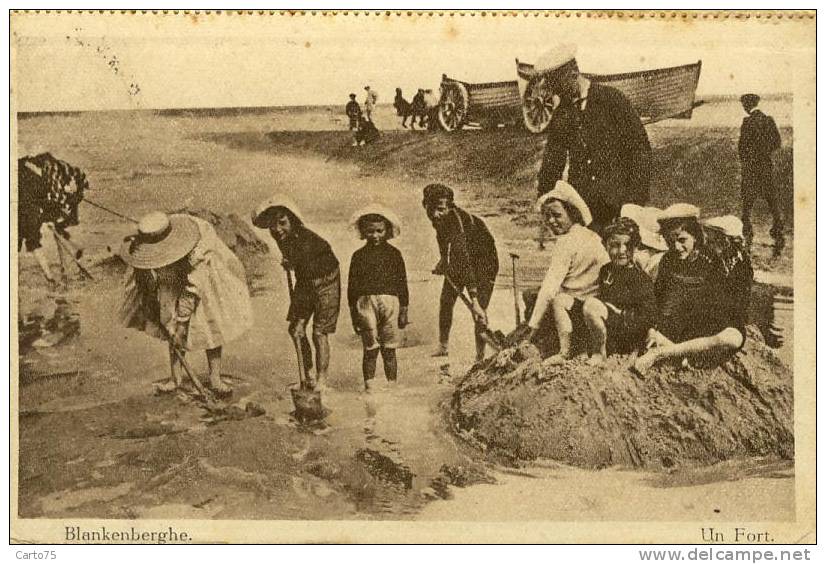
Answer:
[{"xmin": 290, "ymin": 386, "xmax": 324, "ymax": 422}]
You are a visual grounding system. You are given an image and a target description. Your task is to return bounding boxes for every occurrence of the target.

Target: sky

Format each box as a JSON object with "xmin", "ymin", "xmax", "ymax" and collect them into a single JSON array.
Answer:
[{"xmin": 11, "ymin": 12, "xmax": 814, "ymax": 112}]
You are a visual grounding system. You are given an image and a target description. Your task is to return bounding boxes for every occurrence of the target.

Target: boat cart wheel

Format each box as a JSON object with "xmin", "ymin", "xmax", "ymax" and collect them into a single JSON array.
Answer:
[
  {"xmin": 438, "ymin": 82, "xmax": 469, "ymax": 132},
  {"xmin": 522, "ymin": 76, "xmax": 559, "ymax": 134}
]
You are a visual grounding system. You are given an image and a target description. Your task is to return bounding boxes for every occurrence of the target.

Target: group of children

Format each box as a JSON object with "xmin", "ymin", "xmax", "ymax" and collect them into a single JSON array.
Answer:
[
  {"xmin": 117, "ymin": 177, "xmax": 753, "ymax": 397},
  {"xmin": 526, "ymin": 180, "xmax": 753, "ymax": 376},
  {"xmin": 119, "ymin": 195, "xmax": 414, "ymax": 394}
]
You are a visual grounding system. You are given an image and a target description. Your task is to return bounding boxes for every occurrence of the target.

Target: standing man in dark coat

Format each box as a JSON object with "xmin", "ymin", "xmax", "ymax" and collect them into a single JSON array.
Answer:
[
  {"xmin": 738, "ymin": 93, "xmax": 784, "ymax": 256},
  {"xmin": 536, "ymin": 45, "xmax": 652, "ymax": 235},
  {"xmin": 345, "ymin": 93, "xmax": 362, "ymax": 131},
  {"xmin": 422, "ymin": 184, "xmax": 499, "ymax": 362}
]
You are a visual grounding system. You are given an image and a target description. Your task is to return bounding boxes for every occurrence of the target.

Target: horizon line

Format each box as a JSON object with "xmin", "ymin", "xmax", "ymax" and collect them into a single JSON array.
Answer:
[{"xmin": 16, "ymin": 92, "xmax": 793, "ymax": 117}]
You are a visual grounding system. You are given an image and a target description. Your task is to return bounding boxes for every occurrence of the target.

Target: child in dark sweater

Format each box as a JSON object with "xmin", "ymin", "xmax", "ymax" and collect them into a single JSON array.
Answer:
[
  {"xmin": 633, "ymin": 205, "xmax": 746, "ymax": 376},
  {"xmin": 252, "ymin": 195, "xmax": 341, "ymax": 391},
  {"xmin": 347, "ymin": 206, "xmax": 409, "ymax": 391},
  {"xmin": 582, "ymin": 217, "xmax": 656, "ymax": 366}
]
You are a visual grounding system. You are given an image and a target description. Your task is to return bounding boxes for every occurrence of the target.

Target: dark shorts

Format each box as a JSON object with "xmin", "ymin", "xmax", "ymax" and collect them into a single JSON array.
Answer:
[
  {"xmin": 289, "ymin": 268, "xmax": 341, "ymax": 335},
  {"xmin": 605, "ymin": 308, "xmax": 649, "ymax": 354}
]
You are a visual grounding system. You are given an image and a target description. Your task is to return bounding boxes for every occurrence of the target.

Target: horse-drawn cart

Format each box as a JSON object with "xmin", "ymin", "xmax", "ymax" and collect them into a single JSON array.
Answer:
[{"xmin": 437, "ymin": 60, "xmax": 703, "ymax": 133}]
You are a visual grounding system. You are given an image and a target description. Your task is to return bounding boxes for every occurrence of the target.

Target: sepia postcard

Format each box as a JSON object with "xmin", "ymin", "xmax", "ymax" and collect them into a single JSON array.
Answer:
[{"xmin": 10, "ymin": 10, "xmax": 816, "ymax": 544}]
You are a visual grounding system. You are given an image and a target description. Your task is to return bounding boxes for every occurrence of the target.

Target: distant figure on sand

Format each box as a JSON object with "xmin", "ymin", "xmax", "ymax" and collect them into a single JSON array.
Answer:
[
  {"xmin": 423, "ymin": 184, "xmax": 499, "ymax": 362},
  {"xmin": 345, "ymin": 93, "xmax": 362, "ymax": 130},
  {"xmin": 394, "ymin": 88, "xmax": 413, "ymax": 128},
  {"xmin": 252, "ymin": 196, "xmax": 341, "ymax": 391},
  {"xmin": 424, "ymin": 89, "xmax": 440, "ymax": 132},
  {"xmin": 410, "ymin": 89, "xmax": 428, "ymax": 129},
  {"xmin": 364, "ymin": 85, "xmax": 378, "ymax": 121},
  {"xmin": 738, "ymin": 93, "xmax": 784, "ymax": 256},
  {"xmin": 119, "ymin": 212, "xmax": 252, "ymax": 397},
  {"xmin": 353, "ymin": 116, "xmax": 380, "ymax": 146},
  {"xmin": 535, "ymin": 44, "xmax": 651, "ymax": 235}
]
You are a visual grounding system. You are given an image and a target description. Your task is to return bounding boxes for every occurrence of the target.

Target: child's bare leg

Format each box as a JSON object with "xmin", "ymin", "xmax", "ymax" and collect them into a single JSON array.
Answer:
[
  {"xmin": 634, "ymin": 328, "xmax": 742, "ymax": 376},
  {"xmin": 381, "ymin": 347, "xmax": 398, "ymax": 382},
  {"xmin": 363, "ymin": 348, "xmax": 379, "ymax": 390},
  {"xmin": 313, "ymin": 330, "xmax": 331, "ymax": 388},
  {"xmin": 206, "ymin": 346, "xmax": 231, "ymax": 394},
  {"xmin": 546, "ymin": 294, "xmax": 574, "ymax": 365},
  {"xmin": 157, "ymin": 343, "xmax": 182, "ymax": 392},
  {"xmin": 582, "ymin": 297, "xmax": 608, "ymax": 366}
]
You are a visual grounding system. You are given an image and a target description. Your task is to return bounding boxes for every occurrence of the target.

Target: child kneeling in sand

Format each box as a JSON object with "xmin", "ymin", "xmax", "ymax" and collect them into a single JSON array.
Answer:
[
  {"xmin": 525, "ymin": 181, "xmax": 609, "ymax": 364},
  {"xmin": 633, "ymin": 206, "xmax": 750, "ymax": 376},
  {"xmin": 252, "ymin": 195, "xmax": 341, "ymax": 390},
  {"xmin": 347, "ymin": 206, "xmax": 410, "ymax": 391},
  {"xmin": 119, "ymin": 211, "xmax": 253, "ymax": 396},
  {"xmin": 581, "ymin": 217, "xmax": 657, "ymax": 366}
]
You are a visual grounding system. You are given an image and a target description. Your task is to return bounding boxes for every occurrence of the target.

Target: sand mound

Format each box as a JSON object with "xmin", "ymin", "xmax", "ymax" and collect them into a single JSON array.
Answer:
[
  {"xmin": 452, "ymin": 327, "xmax": 793, "ymax": 470},
  {"xmin": 176, "ymin": 207, "xmax": 270, "ymax": 277}
]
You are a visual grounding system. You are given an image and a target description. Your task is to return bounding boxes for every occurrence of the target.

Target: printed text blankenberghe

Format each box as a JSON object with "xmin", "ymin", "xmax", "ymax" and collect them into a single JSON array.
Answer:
[{"xmin": 65, "ymin": 526, "xmax": 190, "ymax": 543}]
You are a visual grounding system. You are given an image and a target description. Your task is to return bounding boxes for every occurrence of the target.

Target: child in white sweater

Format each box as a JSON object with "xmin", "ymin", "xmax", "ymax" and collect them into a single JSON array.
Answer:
[{"xmin": 525, "ymin": 181, "xmax": 609, "ymax": 363}]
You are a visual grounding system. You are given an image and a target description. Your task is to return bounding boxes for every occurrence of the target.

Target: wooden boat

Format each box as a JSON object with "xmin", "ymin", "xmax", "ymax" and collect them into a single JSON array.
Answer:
[
  {"xmin": 437, "ymin": 61, "xmax": 703, "ymax": 133},
  {"xmin": 518, "ymin": 59, "xmax": 703, "ymax": 133}
]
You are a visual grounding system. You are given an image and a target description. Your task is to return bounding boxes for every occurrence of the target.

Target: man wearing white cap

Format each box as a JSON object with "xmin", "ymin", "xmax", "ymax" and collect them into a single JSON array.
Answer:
[{"xmin": 535, "ymin": 44, "xmax": 651, "ymax": 234}]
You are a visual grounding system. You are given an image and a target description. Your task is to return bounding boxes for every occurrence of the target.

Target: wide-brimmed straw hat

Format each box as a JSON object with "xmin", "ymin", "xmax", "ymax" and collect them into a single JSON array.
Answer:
[
  {"xmin": 349, "ymin": 204, "xmax": 402, "ymax": 239},
  {"xmin": 621, "ymin": 204, "xmax": 669, "ymax": 252},
  {"xmin": 251, "ymin": 194, "xmax": 305, "ymax": 228},
  {"xmin": 535, "ymin": 180, "xmax": 592, "ymax": 226},
  {"xmin": 120, "ymin": 212, "xmax": 200, "ymax": 269},
  {"xmin": 703, "ymin": 215, "xmax": 744, "ymax": 239}
]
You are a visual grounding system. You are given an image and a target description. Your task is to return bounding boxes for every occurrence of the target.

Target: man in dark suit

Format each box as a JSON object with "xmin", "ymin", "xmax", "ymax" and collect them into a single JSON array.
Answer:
[
  {"xmin": 738, "ymin": 93, "xmax": 784, "ymax": 256},
  {"xmin": 536, "ymin": 45, "xmax": 652, "ymax": 235}
]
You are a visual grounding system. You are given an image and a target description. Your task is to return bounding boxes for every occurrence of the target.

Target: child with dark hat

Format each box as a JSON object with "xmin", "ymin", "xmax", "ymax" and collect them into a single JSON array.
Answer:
[
  {"xmin": 422, "ymin": 183, "xmax": 499, "ymax": 362},
  {"xmin": 581, "ymin": 217, "xmax": 656, "ymax": 366}
]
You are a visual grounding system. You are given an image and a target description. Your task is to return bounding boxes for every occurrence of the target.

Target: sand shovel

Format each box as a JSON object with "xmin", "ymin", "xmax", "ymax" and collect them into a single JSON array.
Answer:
[
  {"xmin": 285, "ymin": 270, "xmax": 325, "ymax": 422},
  {"xmin": 158, "ymin": 325, "xmax": 219, "ymax": 408},
  {"xmin": 509, "ymin": 252, "xmax": 521, "ymax": 327},
  {"xmin": 443, "ymin": 273, "xmax": 507, "ymax": 352}
]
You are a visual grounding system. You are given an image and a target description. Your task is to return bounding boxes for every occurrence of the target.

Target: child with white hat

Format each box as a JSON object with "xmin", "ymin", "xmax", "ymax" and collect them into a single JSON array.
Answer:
[
  {"xmin": 119, "ymin": 211, "xmax": 253, "ymax": 396},
  {"xmin": 524, "ymin": 181, "xmax": 609, "ymax": 364},
  {"xmin": 633, "ymin": 206, "xmax": 746, "ymax": 376},
  {"xmin": 347, "ymin": 205, "xmax": 409, "ymax": 391},
  {"xmin": 252, "ymin": 195, "xmax": 341, "ymax": 391}
]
